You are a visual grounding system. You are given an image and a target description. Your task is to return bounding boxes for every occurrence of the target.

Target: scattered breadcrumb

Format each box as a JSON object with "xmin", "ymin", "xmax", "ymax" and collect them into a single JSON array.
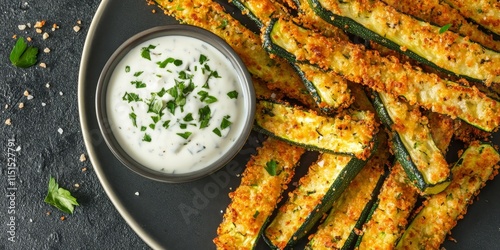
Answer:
[
  {"xmin": 134, "ymin": 192, "xmax": 140, "ymax": 196},
  {"xmin": 42, "ymin": 32, "xmax": 49, "ymax": 40},
  {"xmin": 45, "ymin": 83, "xmax": 50, "ymax": 88},
  {"xmin": 4, "ymin": 104, "xmax": 8, "ymax": 109},
  {"xmin": 35, "ymin": 28, "xmax": 42, "ymax": 34},
  {"xmin": 57, "ymin": 128, "xmax": 63, "ymax": 134},
  {"xmin": 39, "ymin": 62, "xmax": 47, "ymax": 68},
  {"xmin": 60, "ymin": 216, "xmax": 66, "ymax": 221},
  {"xmin": 5, "ymin": 118, "xmax": 12, "ymax": 125},
  {"xmin": 16, "ymin": 146, "xmax": 21, "ymax": 151},
  {"xmin": 18, "ymin": 24, "xmax": 27, "ymax": 30},
  {"xmin": 74, "ymin": 183, "xmax": 80, "ymax": 188},
  {"xmin": 41, "ymin": 102, "xmax": 46, "ymax": 107},
  {"xmin": 27, "ymin": 94, "xmax": 34, "ymax": 100},
  {"xmin": 18, "ymin": 103, "xmax": 24, "ymax": 109},
  {"xmin": 59, "ymin": 91, "xmax": 63, "ymax": 96},
  {"xmin": 26, "ymin": 36, "xmax": 32, "ymax": 42},
  {"xmin": 46, "ymin": 211, "xmax": 51, "ymax": 216},
  {"xmin": 23, "ymin": 90, "xmax": 30, "ymax": 96},
  {"xmin": 73, "ymin": 25, "xmax": 81, "ymax": 32},
  {"xmin": 79, "ymin": 154, "xmax": 87, "ymax": 162},
  {"xmin": 43, "ymin": 47, "xmax": 50, "ymax": 53},
  {"xmin": 81, "ymin": 167, "xmax": 87, "ymax": 172},
  {"xmin": 34, "ymin": 20, "xmax": 45, "ymax": 28},
  {"xmin": 51, "ymin": 23, "xmax": 59, "ymax": 31}
]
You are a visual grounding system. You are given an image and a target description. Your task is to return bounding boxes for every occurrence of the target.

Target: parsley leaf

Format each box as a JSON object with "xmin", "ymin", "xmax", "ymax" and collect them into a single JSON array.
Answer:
[
  {"xmin": 143, "ymin": 133, "xmax": 152, "ymax": 142},
  {"xmin": 141, "ymin": 44, "xmax": 156, "ymax": 60},
  {"xmin": 439, "ymin": 24, "xmax": 452, "ymax": 34},
  {"xmin": 264, "ymin": 160, "xmax": 278, "ymax": 176},
  {"xmin": 227, "ymin": 90, "xmax": 239, "ymax": 99},
  {"xmin": 213, "ymin": 128, "xmax": 222, "ymax": 137},
  {"xmin": 10, "ymin": 37, "xmax": 39, "ymax": 68},
  {"xmin": 44, "ymin": 176, "xmax": 79, "ymax": 214},
  {"xmin": 177, "ymin": 131, "xmax": 192, "ymax": 139}
]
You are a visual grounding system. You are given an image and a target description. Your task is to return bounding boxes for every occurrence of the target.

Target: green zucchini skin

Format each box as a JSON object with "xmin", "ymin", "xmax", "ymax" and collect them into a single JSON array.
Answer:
[
  {"xmin": 263, "ymin": 153, "xmax": 371, "ymax": 249},
  {"xmin": 371, "ymin": 91, "xmax": 451, "ymax": 194},
  {"xmin": 307, "ymin": 0, "xmax": 500, "ymax": 86},
  {"xmin": 231, "ymin": 0, "xmax": 353, "ymax": 112},
  {"xmin": 254, "ymin": 99, "xmax": 378, "ymax": 160},
  {"xmin": 395, "ymin": 142, "xmax": 500, "ymax": 249},
  {"xmin": 262, "ymin": 18, "xmax": 500, "ymax": 132},
  {"xmin": 305, "ymin": 132, "xmax": 390, "ymax": 250}
]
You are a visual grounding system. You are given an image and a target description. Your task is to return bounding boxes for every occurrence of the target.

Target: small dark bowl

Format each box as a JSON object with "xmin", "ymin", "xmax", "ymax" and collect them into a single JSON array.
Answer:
[{"xmin": 95, "ymin": 25, "xmax": 255, "ymax": 183}]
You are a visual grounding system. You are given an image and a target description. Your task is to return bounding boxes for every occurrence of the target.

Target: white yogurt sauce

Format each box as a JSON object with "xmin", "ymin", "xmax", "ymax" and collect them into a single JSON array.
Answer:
[{"xmin": 106, "ymin": 35, "xmax": 245, "ymax": 174}]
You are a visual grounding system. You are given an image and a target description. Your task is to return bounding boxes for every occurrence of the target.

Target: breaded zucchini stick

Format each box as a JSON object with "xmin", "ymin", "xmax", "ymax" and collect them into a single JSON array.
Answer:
[
  {"xmin": 396, "ymin": 142, "xmax": 500, "ymax": 249},
  {"xmin": 151, "ymin": 0, "xmax": 315, "ymax": 107},
  {"xmin": 213, "ymin": 138, "xmax": 305, "ymax": 250}
]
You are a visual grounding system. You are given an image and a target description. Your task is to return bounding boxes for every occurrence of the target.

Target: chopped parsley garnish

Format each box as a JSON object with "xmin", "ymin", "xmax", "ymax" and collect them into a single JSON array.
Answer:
[
  {"xmin": 162, "ymin": 120, "xmax": 171, "ymax": 129},
  {"xmin": 157, "ymin": 88, "xmax": 167, "ymax": 97},
  {"xmin": 253, "ymin": 210, "xmax": 260, "ymax": 219},
  {"xmin": 217, "ymin": 19, "xmax": 229, "ymax": 29},
  {"xmin": 198, "ymin": 90, "xmax": 218, "ymax": 104},
  {"xmin": 141, "ymin": 44, "xmax": 156, "ymax": 60},
  {"xmin": 227, "ymin": 90, "xmax": 239, "ymax": 99},
  {"xmin": 122, "ymin": 92, "xmax": 142, "ymax": 103},
  {"xmin": 157, "ymin": 57, "xmax": 183, "ymax": 68},
  {"xmin": 439, "ymin": 24, "xmax": 452, "ymax": 34},
  {"xmin": 143, "ymin": 133, "xmax": 152, "ymax": 142},
  {"xmin": 220, "ymin": 116, "xmax": 232, "ymax": 130},
  {"xmin": 141, "ymin": 126, "xmax": 147, "ymax": 131},
  {"xmin": 10, "ymin": 37, "xmax": 38, "ymax": 68},
  {"xmin": 199, "ymin": 105, "xmax": 212, "ymax": 129},
  {"xmin": 125, "ymin": 66, "xmax": 130, "ymax": 72},
  {"xmin": 183, "ymin": 113, "xmax": 194, "ymax": 122},
  {"xmin": 131, "ymin": 80, "xmax": 146, "ymax": 88},
  {"xmin": 44, "ymin": 176, "xmax": 79, "ymax": 214},
  {"xmin": 264, "ymin": 160, "xmax": 278, "ymax": 176},
  {"xmin": 213, "ymin": 128, "xmax": 222, "ymax": 137},
  {"xmin": 199, "ymin": 54, "xmax": 208, "ymax": 64},
  {"xmin": 129, "ymin": 112, "xmax": 137, "ymax": 127},
  {"xmin": 177, "ymin": 131, "xmax": 192, "ymax": 139},
  {"xmin": 134, "ymin": 71, "xmax": 144, "ymax": 77}
]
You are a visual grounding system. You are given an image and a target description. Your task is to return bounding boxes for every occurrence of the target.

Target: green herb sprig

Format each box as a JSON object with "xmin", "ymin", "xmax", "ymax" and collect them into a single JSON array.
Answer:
[
  {"xmin": 10, "ymin": 37, "xmax": 38, "ymax": 68},
  {"xmin": 44, "ymin": 176, "xmax": 79, "ymax": 214}
]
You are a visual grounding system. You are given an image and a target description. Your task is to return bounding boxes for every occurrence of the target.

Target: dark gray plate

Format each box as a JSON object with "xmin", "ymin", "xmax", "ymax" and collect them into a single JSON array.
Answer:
[{"xmin": 78, "ymin": 0, "xmax": 500, "ymax": 249}]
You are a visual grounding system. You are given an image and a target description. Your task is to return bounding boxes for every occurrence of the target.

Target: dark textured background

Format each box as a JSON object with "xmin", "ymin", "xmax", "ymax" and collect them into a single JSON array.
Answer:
[{"xmin": 0, "ymin": 0, "xmax": 149, "ymax": 249}]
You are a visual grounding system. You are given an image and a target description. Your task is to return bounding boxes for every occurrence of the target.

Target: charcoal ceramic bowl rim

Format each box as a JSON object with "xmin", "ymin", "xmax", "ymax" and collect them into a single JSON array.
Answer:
[{"xmin": 95, "ymin": 25, "xmax": 255, "ymax": 183}]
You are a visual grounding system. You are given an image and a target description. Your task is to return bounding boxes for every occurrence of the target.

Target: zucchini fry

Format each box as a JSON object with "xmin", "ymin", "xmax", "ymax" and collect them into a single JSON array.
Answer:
[
  {"xmin": 264, "ymin": 153, "xmax": 369, "ymax": 249},
  {"xmin": 152, "ymin": 0, "xmax": 315, "ymax": 107},
  {"xmin": 310, "ymin": 0, "xmax": 500, "ymax": 85},
  {"xmin": 232, "ymin": 0, "xmax": 354, "ymax": 112},
  {"xmin": 396, "ymin": 142, "xmax": 500, "ymax": 249},
  {"xmin": 442, "ymin": 0, "xmax": 500, "ymax": 37},
  {"xmin": 263, "ymin": 18, "xmax": 500, "ymax": 132},
  {"xmin": 255, "ymin": 99, "xmax": 378, "ymax": 160},
  {"xmin": 306, "ymin": 132, "xmax": 390, "ymax": 250},
  {"xmin": 357, "ymin": 109, "xmax": 454, "ymax": 249},
  {"xmin": 382, "ymin": 0, "xmax": 500, "ymax": 52},
  {"xmin": 214, "ymin": 138, "xmax": 305, "ymax": 250},
  {"xmin": 373, "ymin": 92, "xmax": 451, "ymax": 194}
]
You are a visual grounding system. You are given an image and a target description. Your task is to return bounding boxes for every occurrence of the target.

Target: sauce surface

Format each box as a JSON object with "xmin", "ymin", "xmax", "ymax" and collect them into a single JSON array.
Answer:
[{"xmin": 106, "ymin": 35, "xmax": 245, "ymax": 174}]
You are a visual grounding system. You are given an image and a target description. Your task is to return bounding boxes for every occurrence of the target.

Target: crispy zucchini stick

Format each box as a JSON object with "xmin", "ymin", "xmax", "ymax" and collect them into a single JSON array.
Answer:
[
  {"xmin": 443, "ymin": 0, "xmax": 500, "ymax": 37},
  {"xmin": 232, "ymin": 0, "xmax": 353, "ymax": 111},
  {"xmin": 213, "ymin": 138, "xmax": 305, "ymax": 250},
  {"xmin": 396, "ymin": 142, "xmax": 500, "ymax": 249},
  {"xmin": 373, "ymin": 92, "xmax": 451, "ymax": 194},
  {"xmin": 357, "ymin": 109, "xmax": 454, "ymax": 249},
  {"xmin": 264, "ymin": 153, "xmax": 369, "ymax": 249},
  {"xmin": 306, "ymin": 132, "xmax": 390, "ymax": 250},
  {"xmin": 255, "ymin": 99, "xmax": 378, "ymax": 160},
  {"xmin": 311, "ymin": 0, "xmax": 500, "ymax": 85},
  {"xmin": 152, "ymin": 0, "xmax": 315, "ymax": 107},
  {"xmin": 382, "ymin": 0, "xmax": 500, "ymax": 52},
  {"xmin": 263, "ymin": 18, "xmax": 500, "ymax": 132}
]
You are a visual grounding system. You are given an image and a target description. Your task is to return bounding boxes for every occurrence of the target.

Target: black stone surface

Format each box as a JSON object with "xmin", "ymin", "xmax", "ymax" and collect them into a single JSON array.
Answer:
[{"xmin": 0, "ymin": 0, "xmax": 149, "ymax": 249}]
